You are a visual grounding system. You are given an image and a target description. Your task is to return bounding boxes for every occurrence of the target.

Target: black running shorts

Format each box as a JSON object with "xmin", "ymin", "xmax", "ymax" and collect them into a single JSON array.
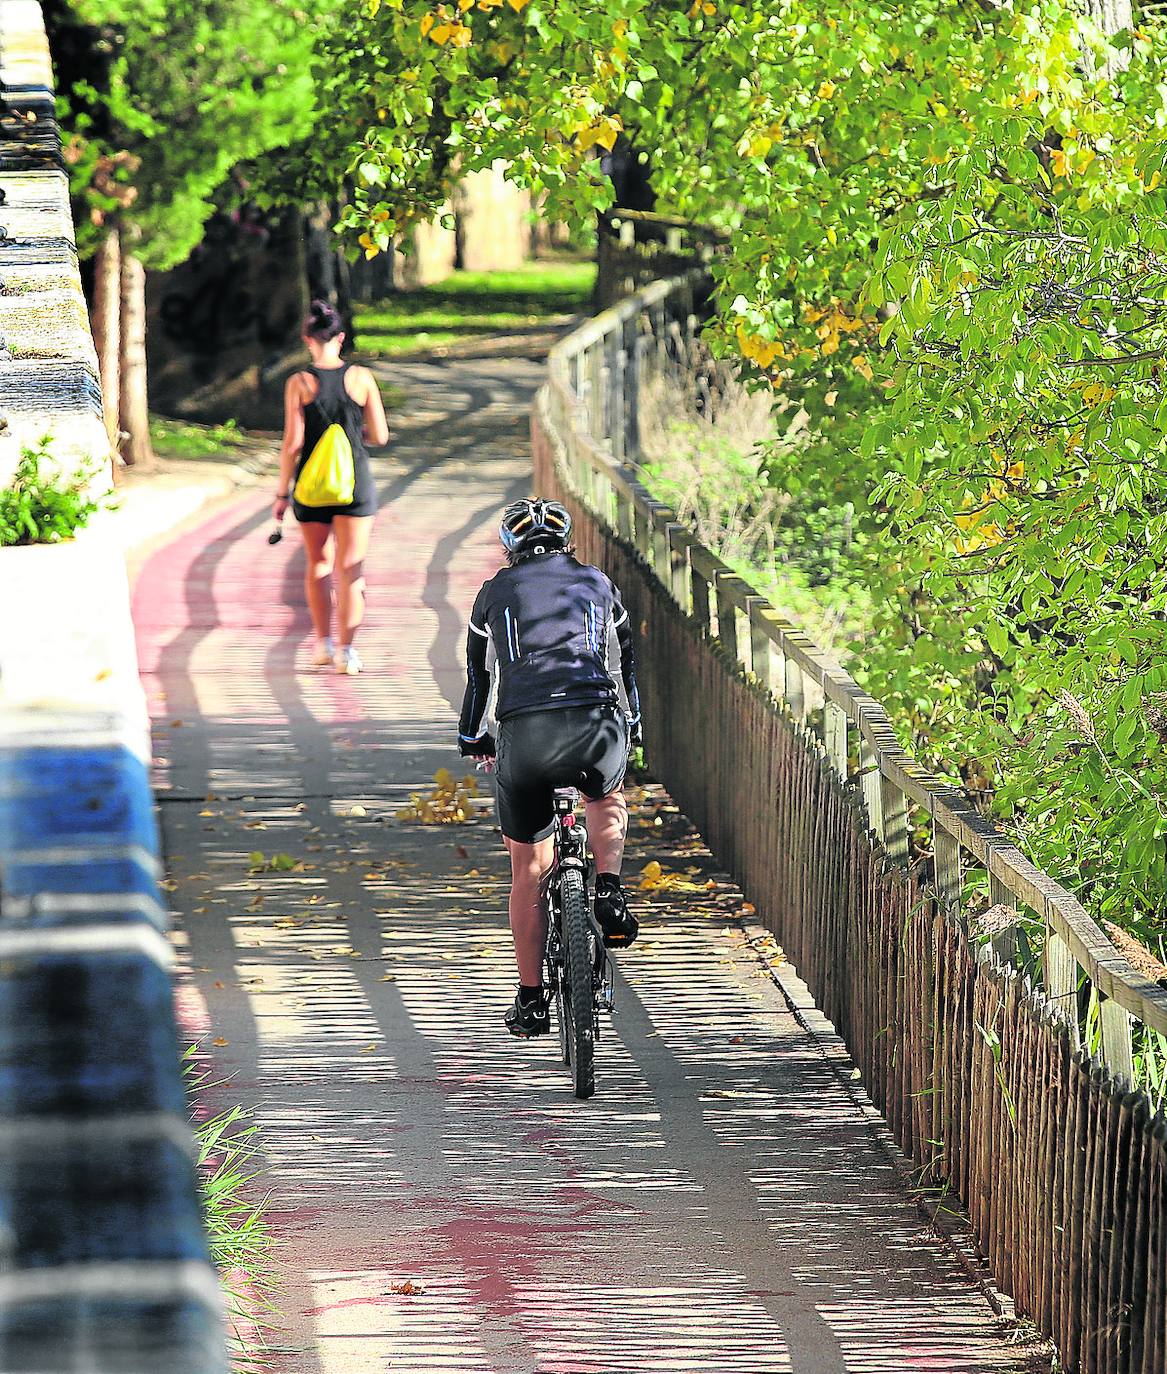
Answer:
[{"xmin": 495, "ymin": 703, "xmax": 629, "ymax": 845}]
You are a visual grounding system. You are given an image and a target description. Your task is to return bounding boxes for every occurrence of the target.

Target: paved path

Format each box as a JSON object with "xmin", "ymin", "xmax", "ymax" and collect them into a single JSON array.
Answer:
[{"xmin": 131, "ymin": 360, "xmax": 1041, "ymax": 1374}]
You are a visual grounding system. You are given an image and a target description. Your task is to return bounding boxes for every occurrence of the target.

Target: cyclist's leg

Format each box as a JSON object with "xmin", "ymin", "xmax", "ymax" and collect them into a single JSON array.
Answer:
[
  {"xmin": 496, "ymin": 715, "xmax": 558, "ymax": 984},
  {"xmin": 577, "ymin": 704, "xmax": 630, "ymax": 870},
  {"xmin": 506, "ymin": 835, "xmax": 554, "ymax": 985},
  {"xmin": 585, "ymin": 790, "xmax": 628, "ymax": 874},
  {"xmin": 298, "ymin": 518, "xmax": 334, "ymax": 641},
  {"xmin": 577, "ymin": 705, "xmax": 637, "ymax": 945}
]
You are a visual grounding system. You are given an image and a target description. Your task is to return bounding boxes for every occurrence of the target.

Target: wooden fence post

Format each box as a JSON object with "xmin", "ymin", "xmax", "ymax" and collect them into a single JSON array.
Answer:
[
  {"xmin": 825, "ymin": 700, "xmax": 849, "ymax": 780},
  {"xmin": 1099, "ymin": 996, "xmax": 1134, "ymax": 1083},
  {"xmin": 715, "ymin": 572, "xmax": 750, "ymax": 664},
  {"xmin": 690, "ymin": 564, "xmax": 712, "ymax": 635},
  {"xmin": 784, "ymin": 653, "xmax": 806, "ymax": 721},
  {"xmin": 933, "ymin": 824, "xmax": 963, "ymax": 912},
  {"xmin": 667, "ymin": 524, "xmax": 692, "ymax": 610},
  {"xmin": 612, "ymin": 343, "xmax": 627, "ymax": 464}
]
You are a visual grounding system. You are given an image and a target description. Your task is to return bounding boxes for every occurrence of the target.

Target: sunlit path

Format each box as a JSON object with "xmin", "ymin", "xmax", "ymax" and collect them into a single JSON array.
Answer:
[{"xmin": 132, "ymin": 359, "xmax": 1039, "ymax": 1374}]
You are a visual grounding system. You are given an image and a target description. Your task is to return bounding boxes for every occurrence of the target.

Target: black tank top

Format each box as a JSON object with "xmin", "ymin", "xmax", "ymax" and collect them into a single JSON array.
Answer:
[{"xmin": 296, "ymin": 364, "xmax": 373, "ymax": 506}]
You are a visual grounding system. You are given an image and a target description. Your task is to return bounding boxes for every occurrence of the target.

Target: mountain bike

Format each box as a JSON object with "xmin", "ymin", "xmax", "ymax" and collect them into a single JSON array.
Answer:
[{"xmin": 543, "ymin": 788, "xmax": 615, "ymax": 1100}]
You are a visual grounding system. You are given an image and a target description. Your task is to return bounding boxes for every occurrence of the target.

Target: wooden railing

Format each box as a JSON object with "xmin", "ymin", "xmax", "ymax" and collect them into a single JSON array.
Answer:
[
  {"xmin": 532, "ymin": 271, "xmax": 1167, "ymax": 1374},
  {"xmin": 595, "ymin": 210, "xmax": 725, "ymax": 311},
  {"xmin": 542, "ymin": 270, "xmax": 1167, "ymax": 1059}
]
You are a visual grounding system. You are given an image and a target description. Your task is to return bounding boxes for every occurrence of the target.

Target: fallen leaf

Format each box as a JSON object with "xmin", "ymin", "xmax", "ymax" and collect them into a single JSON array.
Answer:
[{"xmin": 212, "ymin": 1037, "xmax": 229, "ymax": 1047}]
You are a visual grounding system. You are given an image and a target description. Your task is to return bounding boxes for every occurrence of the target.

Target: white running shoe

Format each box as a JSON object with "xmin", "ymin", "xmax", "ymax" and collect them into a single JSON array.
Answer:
[
  {"xmin": 335, "ymin": 645, "xmax": 363, "ymax": 676},
  {"xmin": 312, "ymin": 637, "xmax": 335, "ymax": 668}
]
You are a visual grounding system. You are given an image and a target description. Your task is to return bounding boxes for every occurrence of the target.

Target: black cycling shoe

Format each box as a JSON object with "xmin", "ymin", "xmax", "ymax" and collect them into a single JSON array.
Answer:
[
  {"xmin": 594, "ymin": 876, "xmax": 639, "ymax": 948},
  {"xmin": 504, "ymin": 988, "xmax": 551, "ymax": 1038}
]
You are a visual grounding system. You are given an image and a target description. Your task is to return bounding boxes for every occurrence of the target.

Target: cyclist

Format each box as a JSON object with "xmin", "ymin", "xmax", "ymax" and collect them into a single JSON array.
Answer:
[{"xmin": 458, "ymin": 498, "xmax": 642, "ymax": 1038}]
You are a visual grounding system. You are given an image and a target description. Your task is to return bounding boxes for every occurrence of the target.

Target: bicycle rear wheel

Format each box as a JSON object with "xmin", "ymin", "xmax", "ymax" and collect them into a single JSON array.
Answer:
[{"xmin": 557, "ymin": 867, "xmax": 595, "ymax": 1099}]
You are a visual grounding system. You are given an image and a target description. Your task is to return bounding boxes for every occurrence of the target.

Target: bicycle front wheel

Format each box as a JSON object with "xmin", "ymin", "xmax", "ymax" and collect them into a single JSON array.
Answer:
[{"xmin": 558, "ymin": 867, "xmax": 595, "ymax": 1100}]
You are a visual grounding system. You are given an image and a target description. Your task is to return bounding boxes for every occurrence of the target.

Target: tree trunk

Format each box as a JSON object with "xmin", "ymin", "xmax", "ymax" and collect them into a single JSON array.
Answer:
[
  {"xmin": 1090, "ymin": 0, "xmax": 1132, "ymax": 74},
  {"xmin": 118, "ymin": 250, "xmax": 154, "ymax": 469},
  {"xmin": 92, "ymin": 229, "xmax": 121, "ymax": 458}
]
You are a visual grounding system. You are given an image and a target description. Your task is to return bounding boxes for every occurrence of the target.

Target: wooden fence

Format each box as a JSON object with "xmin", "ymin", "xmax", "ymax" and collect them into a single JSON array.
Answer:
[{"xmin": 531, "ymin": 273, "xmax": 1167, "ymax": 1374}]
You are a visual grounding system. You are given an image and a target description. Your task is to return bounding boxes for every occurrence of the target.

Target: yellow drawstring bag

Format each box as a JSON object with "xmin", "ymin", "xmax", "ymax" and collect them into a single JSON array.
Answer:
[{"xmin": 294, "ymin": 424, "xmax": 355, "ymax": 506}]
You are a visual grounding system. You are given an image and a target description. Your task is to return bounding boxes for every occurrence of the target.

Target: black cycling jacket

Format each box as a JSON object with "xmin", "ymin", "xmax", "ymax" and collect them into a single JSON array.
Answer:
[{"xmin": 458, "ymin": 551, "xmax": 641, "ymax": 744}]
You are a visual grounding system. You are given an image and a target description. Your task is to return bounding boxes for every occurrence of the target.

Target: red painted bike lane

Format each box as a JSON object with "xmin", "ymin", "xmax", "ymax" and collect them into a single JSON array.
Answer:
[{"xmin": 128, "ymin": 359, "xmax": 1042, "ymax": 1374}]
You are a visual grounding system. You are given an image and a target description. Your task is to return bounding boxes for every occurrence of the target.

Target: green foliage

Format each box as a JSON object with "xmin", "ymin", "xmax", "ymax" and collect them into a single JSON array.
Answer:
[
  {"xmin": 149, "ymin": 416, "xmax": 249, "ymax": 460},
  {"xmin": 56, "ymin": 0, "xmax": 321, "ymax": 267},
  {"xmin": 0, "ymin": 441, "xmax": 102, "ymax": 546},
  {"xmin": 323, "ymin": 0, "xmax": 1167, "ymax": 933}
]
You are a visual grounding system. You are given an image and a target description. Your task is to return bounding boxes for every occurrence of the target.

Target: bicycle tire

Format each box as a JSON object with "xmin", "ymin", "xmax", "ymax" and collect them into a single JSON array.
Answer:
[{"xmin": 558, "ymin": 867, "xmax": 595, "ymax": 1099}]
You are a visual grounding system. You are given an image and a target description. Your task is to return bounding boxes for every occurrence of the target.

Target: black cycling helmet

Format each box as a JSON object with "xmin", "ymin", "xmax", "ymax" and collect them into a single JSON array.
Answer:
[{"xmin": 499, "ymin": 498, "xmax": 572, "ymax": 556}]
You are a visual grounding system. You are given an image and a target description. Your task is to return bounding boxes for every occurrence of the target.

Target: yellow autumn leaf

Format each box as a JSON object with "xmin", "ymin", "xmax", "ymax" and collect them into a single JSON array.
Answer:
[
  {"xmin": 449, "ymin": 22, "xmax": 472, "ymax": 45},
  {"xmin": 420, "ymin": 12, "xmax": 435, "ymax": 35},
  {"xmin": 507, "ymin": 0, "xmax": 529, "ymax": 9},
  {"xmin": 576, "ymin": 115, "xmax": 623, "ymax": 154},
  {"xmin": 737, "ymin": 130, "xmax": 772, "ymax": 159},
  {"xmin": 853, "ymin": 354, "xmax": 874, "ymax": 381},
  {"xmin": 818, "ymin": 80, "xmax": 837, "ymax": 99},
  {"xmin": 613, "ymin": 17, "xmax": 628, "ymax": 36}
]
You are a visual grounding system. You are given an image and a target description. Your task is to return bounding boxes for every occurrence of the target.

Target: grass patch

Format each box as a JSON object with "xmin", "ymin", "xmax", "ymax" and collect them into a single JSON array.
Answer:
[
  {"xmin": 185, "ymin": 1049, "xmax": 277, "ymax": 1369},
  {"xmin": 150, "ymin": 416, "xmax": 252, "ymax": 460},
  {"xmin": 354, "ymin": 258, "xmax": 596, "ymax": 358}
]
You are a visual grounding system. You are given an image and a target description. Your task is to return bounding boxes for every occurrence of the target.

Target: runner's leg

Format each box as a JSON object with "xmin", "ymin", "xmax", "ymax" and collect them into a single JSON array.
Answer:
[
  {"xmin": 506, "ymin": 835, "xmax": 554, "ymax": 986},
  {"xmin": 333, "ymin": 514, "xmax": 374, "ymax": 648},
  {"xmin": 299, "ymin": 520, "xmax": 334, "ymax": 641}
]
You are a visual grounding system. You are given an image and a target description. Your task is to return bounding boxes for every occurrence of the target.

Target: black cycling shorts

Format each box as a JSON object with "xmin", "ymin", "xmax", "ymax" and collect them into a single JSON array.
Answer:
[{"xmin": 495, "ymin": 703, "xmax": 629, "ymax": 845}]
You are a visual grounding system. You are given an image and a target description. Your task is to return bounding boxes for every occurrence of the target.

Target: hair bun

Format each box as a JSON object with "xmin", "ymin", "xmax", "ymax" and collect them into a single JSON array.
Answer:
[{"xmin": 304, "ymin": 298, "xmax": 343, "ymax": 342}]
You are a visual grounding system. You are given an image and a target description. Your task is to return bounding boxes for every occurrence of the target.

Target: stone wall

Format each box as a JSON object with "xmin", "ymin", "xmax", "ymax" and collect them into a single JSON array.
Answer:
[{"xmin": 0, "ymin": 5, "xmax": 228, "ymax": 1369}]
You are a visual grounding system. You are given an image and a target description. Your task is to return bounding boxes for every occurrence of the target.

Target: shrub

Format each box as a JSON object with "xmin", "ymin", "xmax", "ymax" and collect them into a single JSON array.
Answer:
[
  {"xmin": 0, "ymin": 439, "xmax": 102, "ymax": 546},
  {"xmin": 637, "ymin": 362, "xmax": 874, "ymax": 659}
]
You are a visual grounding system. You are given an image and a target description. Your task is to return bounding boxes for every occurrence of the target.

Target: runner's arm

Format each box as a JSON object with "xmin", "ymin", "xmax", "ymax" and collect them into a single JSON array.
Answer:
[
  {"xmin": 274, "ymin": 375, "xmax": 305, "ymax": 515},
  {"xmin": 357, "ymin": 367, "xmax": 390, "ymax": 446}
]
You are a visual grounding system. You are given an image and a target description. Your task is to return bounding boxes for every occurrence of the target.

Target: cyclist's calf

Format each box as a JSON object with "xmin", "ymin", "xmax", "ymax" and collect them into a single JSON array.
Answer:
[
  {"xmin": 505, "ymin": 835, "xmax": 554, "ymax": 986},
  {"xmin": 585, "ymin": 790, "xmax": 628, "ymax": 876}
]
